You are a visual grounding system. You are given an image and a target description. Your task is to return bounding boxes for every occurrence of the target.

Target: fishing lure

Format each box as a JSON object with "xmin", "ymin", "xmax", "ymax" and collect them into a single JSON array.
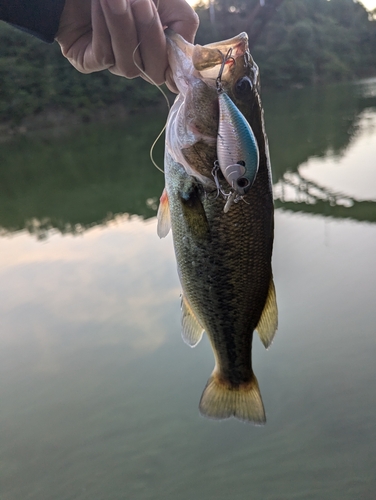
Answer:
[{"xmin": 214, "ymin": 49, "xmax": 260, "ymax": 212}]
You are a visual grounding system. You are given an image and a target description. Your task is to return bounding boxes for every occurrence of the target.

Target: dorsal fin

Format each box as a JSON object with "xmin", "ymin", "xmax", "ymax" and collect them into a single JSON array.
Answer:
[
  {"xmin": 181, "ymin": 294, "xmax": 204, "ymax": 348},
  {"xmin": 256, "ymin": 278, "xmax": 278, "ymax": 349},
  {"xmin": 157, "ymin": 188, "xmax": 171, "ymax": 238}
]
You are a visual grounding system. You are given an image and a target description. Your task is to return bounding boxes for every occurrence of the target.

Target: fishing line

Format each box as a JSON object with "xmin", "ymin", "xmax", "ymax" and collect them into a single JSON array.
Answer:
[{"xmin": 131, "ymin": 0, "xmax": 171, "ymax": 174}]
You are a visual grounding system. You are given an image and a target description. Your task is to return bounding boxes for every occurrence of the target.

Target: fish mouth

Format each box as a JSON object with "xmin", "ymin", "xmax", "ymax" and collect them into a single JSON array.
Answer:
[
  {"xmin": 166, "ymin": 30, "xmax": 251, "ymax": 90},
  {"xmin": 192, "ymin": 33, "xmax": 250, "ymax": 83},
  {"xmin": 192, "ymin": 33, "xmax": 249, "ymax": 70}
]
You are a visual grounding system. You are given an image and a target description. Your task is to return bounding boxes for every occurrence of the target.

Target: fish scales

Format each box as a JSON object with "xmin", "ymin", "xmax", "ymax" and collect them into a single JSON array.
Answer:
[
  {"xmin": 158, "ymin": 30, "xmax": 278, "ymax": 423},
  {"xmin": 166, "ymin": 156, "xmax": 273, "ymax": 381}
]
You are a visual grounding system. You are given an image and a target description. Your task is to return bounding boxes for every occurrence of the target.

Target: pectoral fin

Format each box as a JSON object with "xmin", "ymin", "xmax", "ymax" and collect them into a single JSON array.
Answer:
[
  {"xmin": 256, "ymin": 278, "xmax": 278, "ymax": 349},
  {"xmin": 181, "ymin": 294, "xmax": 204, "ymax": 347},
  {"xmin": 157, "ymin": 188, "xmax": 171, "ymax": 238}
]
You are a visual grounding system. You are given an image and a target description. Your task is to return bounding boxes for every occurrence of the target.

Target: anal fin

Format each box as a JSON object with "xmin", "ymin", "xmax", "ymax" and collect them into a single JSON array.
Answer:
[
  {"xmin": 181, "ymin": 294, "xmax": 204, "ymax": 348},
  {"xmin": 157, "ymin": 187, "xmax": 171, "ymax": 238},
  {"xmin": 256, "ymin": 277, "xmax": 278, "ymax": 349}
]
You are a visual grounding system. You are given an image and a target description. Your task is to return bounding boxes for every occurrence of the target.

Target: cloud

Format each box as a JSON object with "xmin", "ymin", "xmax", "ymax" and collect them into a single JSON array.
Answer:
[{"xmin": 0, "ymin": 216, "xmax": 182, "ymax": 372}]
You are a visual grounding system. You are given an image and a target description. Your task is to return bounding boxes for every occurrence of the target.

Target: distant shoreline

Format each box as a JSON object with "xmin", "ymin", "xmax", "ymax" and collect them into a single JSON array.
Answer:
[
  {"xmin": 0, "ymin": 100, "xmax": 170, "ymax": 144},
  {"xmin": 2, "ymin": 76, "xmax": 376, "ymax": 144}
]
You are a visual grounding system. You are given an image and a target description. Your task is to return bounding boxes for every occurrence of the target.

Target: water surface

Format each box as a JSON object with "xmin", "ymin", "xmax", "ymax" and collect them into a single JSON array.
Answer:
[{"xmin": 0, "ymin": 80, "xmax": 375, "ymax": 500}]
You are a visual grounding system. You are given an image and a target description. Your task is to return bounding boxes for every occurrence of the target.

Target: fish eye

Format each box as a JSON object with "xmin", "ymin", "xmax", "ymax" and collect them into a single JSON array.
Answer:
[
  {"xmin": 236, "ymin": 177, "xmax": 250, "ymax": 189},
  {"xmin": 237, "ymin": 160, "xmax": 246, "ymax": 167},
  {"xmin": 235, "ymin": 77, "xmax": 252, "ymax": 97}
]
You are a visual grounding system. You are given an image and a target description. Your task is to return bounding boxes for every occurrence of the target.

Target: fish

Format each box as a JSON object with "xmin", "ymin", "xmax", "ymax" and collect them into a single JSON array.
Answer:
[{"xmin": 157, "ymin": 30, "xmax": 277, "ymax": 424}]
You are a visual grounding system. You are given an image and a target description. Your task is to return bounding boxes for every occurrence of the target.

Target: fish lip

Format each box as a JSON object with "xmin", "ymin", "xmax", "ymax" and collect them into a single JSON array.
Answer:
[
  {"xmin": 193, "ymin": 32, "xmax": 249, "ymax": 71},
  {"xmin": 165, "ymin": 29, "xmax": 199, "ymax": 96},
  {"xmin": 165, "ymin": 28, "xmax": 194, "ymax": 57},
  {"xmin": 203, "ymin": 32, "xmax": 249, "ymax": 51},
  {"xmin": 164, "ymin": 28, "xmax": 181, "ymax": 41}
]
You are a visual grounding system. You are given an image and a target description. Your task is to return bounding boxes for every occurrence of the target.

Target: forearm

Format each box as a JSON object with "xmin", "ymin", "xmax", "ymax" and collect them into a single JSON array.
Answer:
[{"xmin": 0, "ymin": 0, "xmax": 66, "ymax": 42}]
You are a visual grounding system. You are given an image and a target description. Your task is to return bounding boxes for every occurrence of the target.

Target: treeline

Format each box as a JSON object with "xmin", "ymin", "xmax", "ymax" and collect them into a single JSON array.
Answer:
[
  {"xmin": 195, "ymin": 0, "xmax": 376, "ymax": 87},
  {"xmin": 0, "ymin": 23, "xmax": 161, "ymax": 125},
  {"xmin": 0, "ymin": 0, "xmax": 376, "ymax": 125}
]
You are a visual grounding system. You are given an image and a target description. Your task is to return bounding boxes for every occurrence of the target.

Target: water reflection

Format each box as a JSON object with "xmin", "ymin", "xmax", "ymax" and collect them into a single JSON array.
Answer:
[
  {"xmin": 0, "ymin": 216, "xmax": 178, "ymax": 374},
  {"xmin": 275, "ymin": 81, "xmax": 376, "ymax": 222},
  {"xmin": 1, "ymin": 211, "xmax": 375, "ymax": 499},
  {"xmin": 1, "ymin": 82, "xmax": 376, "ymax": 499},
  {"xmin": 0, "ymin": 114, "xmax": 166, "ymax": 236},
  {"xmin": 264, "ymin": 78, "xmax": 376, "ymax": 180},
  {"xmin": 264, "ymin": 79, "xmax": 376, "ymax": 223},
  {"xmin": 0, "ymin": 80, "xmax": 375, "ymax": 237}
]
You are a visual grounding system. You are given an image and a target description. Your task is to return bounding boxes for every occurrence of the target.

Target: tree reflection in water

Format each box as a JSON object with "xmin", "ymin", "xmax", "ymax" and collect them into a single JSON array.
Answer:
[{"xmin": 0, "ymin": 79, "xmax": 375, "ymax": 238}]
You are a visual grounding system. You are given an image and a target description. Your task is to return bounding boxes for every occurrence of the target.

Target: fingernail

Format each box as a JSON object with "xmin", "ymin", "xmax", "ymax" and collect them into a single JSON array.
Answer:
[{"xmin": 107, "ymin": 0, "xmax": 128, "ymax": 15}]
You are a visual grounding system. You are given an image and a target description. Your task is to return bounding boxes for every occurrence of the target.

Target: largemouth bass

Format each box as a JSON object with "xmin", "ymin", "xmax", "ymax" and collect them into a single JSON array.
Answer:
[{"xmin": 158, "ymin": 30, "xmax": 277, "ymax": 424}]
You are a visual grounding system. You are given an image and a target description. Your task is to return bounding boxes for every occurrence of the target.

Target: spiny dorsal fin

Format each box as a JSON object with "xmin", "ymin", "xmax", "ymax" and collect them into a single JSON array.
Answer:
[
  {"xmin": 199, "ymin": 370, "xmax": 266, "ymax": 424},
  {"xmin": 256, "ymin": 277, "xmax": 278, "ymax": 349},
  {"xmin": 181, "ymin": 294, "xmax": 204, "ymax": 348},
  {"xmin": 157, "ymin": 188, "xmax": 171, "ymax": 238}
]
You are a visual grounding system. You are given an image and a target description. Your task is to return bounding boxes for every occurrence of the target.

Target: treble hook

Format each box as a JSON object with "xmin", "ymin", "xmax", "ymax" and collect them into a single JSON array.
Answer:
[
  {"xmin": 212, "ymin": 161, "xmax": 228, "ymax": 199},
  {"xmin": 223, "ymin": 190, "xmax": 237, "ymax": 213},
  {"xmin": 216, "ymin": 48, "xmax": 234, "ymax": 94},
  {"xmin": 212, "ymin": 161, "xmax": 248, "ymax": 212}
]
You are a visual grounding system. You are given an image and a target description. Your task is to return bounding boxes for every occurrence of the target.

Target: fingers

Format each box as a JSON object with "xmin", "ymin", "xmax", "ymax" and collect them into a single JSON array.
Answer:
[
  {"xmin": 97, "ymin": 0, "xmax": 168, "ymax": 83},
  {"xmin": 99, "ymin": 0, "xmax": 198, "ymax": 83},
  {"xmin": 100, "ymin": 0, "xmax": 143, "ymax": 78},
  {"xmin": 56, "ymin": 0, "xmax": 199, "ymax": 84},
  {"xmin": 156, "ymin": 0, "xmax": 199, "ymax": 44},
  {"xmin": 56, "ymin": 0, "xmax": 115, "ymax": 74},
  {"xmin": 130, "ymin": 0, "xmax": 168, "ymax": 84},
  {"xmin": 89, "ymin": 0, "xmax": 115, "ymax": 70},
  {"xmin": 155, "ymin": 0, "xmax": 199, "ymax": 90}
]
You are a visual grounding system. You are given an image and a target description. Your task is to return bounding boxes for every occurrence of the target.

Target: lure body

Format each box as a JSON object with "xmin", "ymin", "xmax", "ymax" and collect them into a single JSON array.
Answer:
[{"xmin": 217, "ymin": 92, "xmax": 259, "ymax": 196}]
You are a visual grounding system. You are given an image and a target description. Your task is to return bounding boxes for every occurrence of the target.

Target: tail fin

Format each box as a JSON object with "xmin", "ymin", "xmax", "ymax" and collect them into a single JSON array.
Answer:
[{"xmin": 199, "ymin": 372, "xmax": 266, "ymax": 424}]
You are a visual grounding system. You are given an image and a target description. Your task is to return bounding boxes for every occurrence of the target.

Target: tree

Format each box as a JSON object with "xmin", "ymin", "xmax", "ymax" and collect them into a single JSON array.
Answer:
[{"xmin": 195, "ymin": 0, "xmax": 376, "ymax": 88}]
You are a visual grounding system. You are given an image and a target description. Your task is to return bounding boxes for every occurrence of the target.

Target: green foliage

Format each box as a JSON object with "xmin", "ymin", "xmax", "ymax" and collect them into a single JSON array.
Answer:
[
  {"xmin": 1, "ymin": 0, "xmax": 376, "ymax": 123},
  {"xmin": 196, "ymin": 0, "xmax": 376, "ymax": 88},
  {"xmin": 0, "ymin": 23, "xmax": 162, "ymax": 125},
  {"xmin": 1, "ymin": 81, "xmax": 375, "ymax": 234},
  {"xmin": 0, "ymin": 113, "xmax": 166, "ymax": 234}
]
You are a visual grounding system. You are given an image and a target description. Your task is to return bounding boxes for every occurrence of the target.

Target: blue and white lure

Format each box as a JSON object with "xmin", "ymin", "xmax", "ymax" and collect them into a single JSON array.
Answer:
[{"xmin": 214, "ymin": 49, "xmax": 259, "ymax": 212}]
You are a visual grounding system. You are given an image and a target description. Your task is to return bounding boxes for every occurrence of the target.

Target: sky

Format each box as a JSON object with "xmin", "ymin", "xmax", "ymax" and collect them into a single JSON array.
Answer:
[
  {"xmin": 361, "ymin": 0, "xmax": 376, "ymax": 9},
  {"xmin": 186, "ymin": 0, "xmax": 376, "ymax": 11}
]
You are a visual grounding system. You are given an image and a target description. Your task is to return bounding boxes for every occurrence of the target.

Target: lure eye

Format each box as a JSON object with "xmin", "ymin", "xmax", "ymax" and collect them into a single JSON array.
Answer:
[
  {"xmin": 235, "ymin": 77, "xmax": 252, "ymax": 97},
  {"xmin": 236, "ymin": 177, "xmax": 250, "ymax": 189}
]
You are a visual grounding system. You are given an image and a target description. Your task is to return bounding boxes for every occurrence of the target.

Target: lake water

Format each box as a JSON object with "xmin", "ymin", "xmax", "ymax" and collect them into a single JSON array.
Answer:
[{"xmin": 0, "ymin": 80, "xmax": 375, "ymax": 500}]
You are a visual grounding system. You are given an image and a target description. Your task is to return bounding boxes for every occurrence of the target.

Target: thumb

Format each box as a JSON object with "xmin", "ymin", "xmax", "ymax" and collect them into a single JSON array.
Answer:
[{"xmin": 159, "ymin": 1, "xmax": 199, "ymax": 44}]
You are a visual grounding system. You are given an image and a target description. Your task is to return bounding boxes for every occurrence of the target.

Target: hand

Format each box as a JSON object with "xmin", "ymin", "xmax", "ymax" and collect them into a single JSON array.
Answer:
[{"xmin": 55, "ymin": 0, "xmax": 199, "ymax": 86}]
